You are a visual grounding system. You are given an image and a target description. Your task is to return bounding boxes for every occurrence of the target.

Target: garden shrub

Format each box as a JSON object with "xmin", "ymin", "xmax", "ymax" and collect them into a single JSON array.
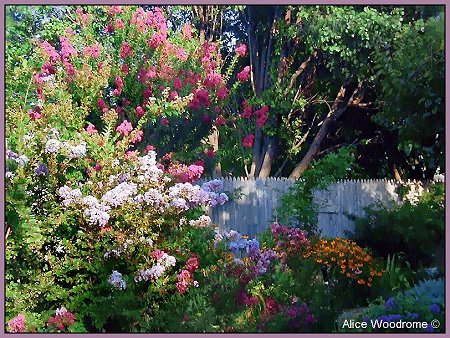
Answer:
[
  {"xmin": 5, "ymin": 5, "xmax": 234, "ymax": 332},
  {"xmin": 350, "ymin": 182, "xmax": 444, "ymax": 269}
]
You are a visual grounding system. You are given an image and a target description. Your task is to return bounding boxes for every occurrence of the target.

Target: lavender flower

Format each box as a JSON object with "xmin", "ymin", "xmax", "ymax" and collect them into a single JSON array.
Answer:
[
  {"xmin": 135, "ymin": 264, "xmax": 166, "ymax": 282},
  {"xmin": 157, "ymin": 253, "xmax": 176, "ymax": 268},
  {"xmin": 58, "ymin": 186, "xmax": 83, "ymax": 206},
  {"xmin": 15, "ymin": 155, "xmax": 29, "ymax": 166},
  {"xmin": 108, "ymin": 271, "xmax": 126, "ymax": 290}
]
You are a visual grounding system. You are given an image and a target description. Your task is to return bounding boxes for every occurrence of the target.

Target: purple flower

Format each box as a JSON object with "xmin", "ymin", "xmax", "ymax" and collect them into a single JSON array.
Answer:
[
  {"xmin": 387, "ymin": 314, "xmax": 403, "ymax": 322},
  {"xmin": 430, "ymin": 304, "xmax": 440, "ymax": 314},
  {"xmin": 377, "ymin": 315, "xmax": 389, "ymax": 322},
  {"xmin": 385, "ymin": 297, "xmax": 396, "ymax": 309},
  {"xmin": 246, "ymin": 239, "xmax": 260, "ymax": 258},
  {"xmin": 35, "ymin": 162, "xmax": 49, "ymax": 176},
  {"xmin": 407, "ymin": 312, "xmax": 419, "ymax": 320},
  {"xmin": 424, "ymin": 325, "xmax": 434, "ymax": 333}
]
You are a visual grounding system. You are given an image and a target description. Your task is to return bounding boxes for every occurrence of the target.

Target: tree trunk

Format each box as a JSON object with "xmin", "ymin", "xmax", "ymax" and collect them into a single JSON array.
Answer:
[
  {"xmin": 258, "ymin": 136, "xmax": 278, "ymax": 178},
  {"xmin": 289, "ymin": 79, "xmax": 358, "ymax": 179},
  {"xmin": 208, "ymin": 127, "xmax": 222, "ymax": 177}
]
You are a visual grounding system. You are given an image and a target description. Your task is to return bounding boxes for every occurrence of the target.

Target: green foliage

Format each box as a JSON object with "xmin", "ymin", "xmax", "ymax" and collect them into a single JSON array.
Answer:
[
  {"xmin": 350, "ymin": 182, "xmax": 444, "ymax": 269},
  {"xmin": 278, "ymin": 146, "xmax": 357, "ymax": 234},
  {"xmin": 373, "ymin": 13, "xmax": 444, "ymax": 176},
  {"xmin": 370, "ymin": 253, "xmax": 418, "ymax": 299}
]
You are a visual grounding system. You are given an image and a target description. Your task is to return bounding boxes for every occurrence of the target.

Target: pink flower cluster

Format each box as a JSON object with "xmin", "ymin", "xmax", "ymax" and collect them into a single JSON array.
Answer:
[
  {"xmin": 241, "ymin": 99, "xmax": 253, "ymax": 119},
  {"xmin": 41, "ymin": 41, "xmax": 60, "ymax": 63},
  {"xmin": 47, "ymin": 307, "xmax": 76, "ymax": 332},
  {"xmin": 97, "ymin": 98, "xmax": 108, "ymax": 112},
  {"xmin": 120, "ymin": 42, "xmax": 133, "ymax": 59},
  {"xmin": 214, "ymin": 116, "xmax": 227, "ymax": 126},
  {"xmin": 175, "ymin": 255, "xmax": 200, "ymax": 294},
  {"xmin": 242, "ymin": 134, "xmax": 255, "ymax": 148},
  {"xmin": 7, "ymin": 314, "xmax": 26, "ymax": 333},
  {"xmin": 270, "ymin": 222, "xmax": 309, "ymax": 259},
  {"xmin": 83, "ymin": 43, "xmax": 102, "ymax": 58},
  {"xmin": 113, "ymin": 76, "xmax": 124, "ymax": 96},
  {"xmin": 235, "ymin": 43, "xmax": 247, "ymax": 57},
  {"xmin": 27, "ymin": 106, "xmax": 42, "ymax": 120},
  {"xmin": 116, "ymin": 120, "xmax": 133, "ymax": 136},
  {"xmin": 237, "ymin": 66, "xmax": 250, "ymax": 82},
  {"xmin": 167, "ymin": 162, "xmax": 204, "ymax": 183},
  {"xmin": 107, "ymin": 5, "xmax": 122, "ymax": 16},
  {"xmin": 254, "ymin": 105, "xmax": 269, "ymax": 128}
]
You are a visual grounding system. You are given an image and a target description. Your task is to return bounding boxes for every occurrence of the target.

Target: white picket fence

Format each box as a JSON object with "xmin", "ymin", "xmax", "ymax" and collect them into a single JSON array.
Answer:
[{"xmin": 197, "ymin": 177, "xmax": 441, "ymax": 238}]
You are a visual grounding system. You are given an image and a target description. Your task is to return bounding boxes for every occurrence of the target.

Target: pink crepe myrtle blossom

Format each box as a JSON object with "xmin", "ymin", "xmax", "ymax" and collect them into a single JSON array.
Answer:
[
  {"xmin": 242, "ymin": 134, "xmax": 255, "ymax": 148},
  {"xmin": 173, "ymin": 77, "xmax": 183, "ymax": 91},
  {"xmin": 121, "ymin": 63, "xmax": 130, "ymax": 74},
  {"xmin": 113, "ymin": 76, "xmax": 124, "ymax": 96},
  {"xmin": 132, "ymin": 130, "xmax": 144, "ymax": 143},
  {"xmin": 120, "ymin": 42, "xmax": 133, "ymax": 59},
  {"xmin": 116, "ymin": 120, "xmax": 133, "ymax": 136},
  {"xmin": 145, "ymin": 145, "xmax": 156, "ymax": 153},
  {"xmin": 135, "ymin": 106, "xmax": 145, "ymax": 118},
  {"xmin": 97, "ymin": 98, "xmax": 108, "ymax": 112},
  {"xmin": 85, "ymin": 123, "xmax": 98, "ymax": 135},
  {"xmin": 237, "ymin": 66, "xmax": 250, "ymax": 82},
  {"xmin": 7, "ymin": 314, "xmax": 26, "ymax": 333},
  {"xmin": 41, "ymin": 41, "xmax": 60, "ymax": 63},
  {"xmin": 216, "ymin": 86, "xmax": 229, "ymax": 100},
  {"xmin": 235, "ymin": 43, "xmax": 247, "ymax": 57},
  {"xmin": 214, "ymin": 116, "xmax": 227, "ymax": 126},
  {"xmin": 115, "ymin": 18, "xmax": 125, "ymax": 30},
  {"xmin": 254, "ymin": 105, "xmax": 269, "ymax": 128},
  {"xmin": 27, "ymin": 107, "xmax": 42, "ymax": 120},
  {"xmin": 108, "ymin": 6, "xmax": 122, "ymax": 15},
  {"xmin": 83, "ymin": 43, "xmax": 102, "ymax": 58}
]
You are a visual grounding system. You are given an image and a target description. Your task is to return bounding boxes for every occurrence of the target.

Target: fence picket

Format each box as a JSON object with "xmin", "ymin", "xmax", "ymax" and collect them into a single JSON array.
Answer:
[{"xmin": 193, "ymin": 178, "xmax": 440, "ymax": 238}]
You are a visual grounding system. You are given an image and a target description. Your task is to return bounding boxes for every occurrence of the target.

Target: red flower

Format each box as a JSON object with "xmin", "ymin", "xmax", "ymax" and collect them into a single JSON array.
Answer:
[
  {"xmin": 160, "ymin": 117, "xmax": 170, "ymax": 127},
  {"xmin": 185, "ymin": 255, "xmax": 199, "ymax": 272},
  {"xmin": 216, "ymin": 86, "xmax": 229, "ymax": 100},
  {"xmin": 135, "ymin": 106, "xmax": 145, "ymax": 118},
  {"xmin": 204, "ymin": 147, "xmax": 215, "ymax": 158},
  {"xmin": 215, "ymin": 116, "xmax": 227, "ymax": 126},
  {"xmin": 242, "ymin": 134, "xmax": 255, "ymax": 148},
  {"xmin": 145, "ymin": 145, "xmax": 156, "ymax": 153},
  {"xmin": 173, "ymin": 77, "xmax": 183, "ymax": 91},
  {"xmin": 121, "ymin": 64, "xmax": 129, "ymax": 75}
]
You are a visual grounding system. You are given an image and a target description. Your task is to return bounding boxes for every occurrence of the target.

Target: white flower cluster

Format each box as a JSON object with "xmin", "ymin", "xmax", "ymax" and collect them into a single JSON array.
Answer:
[
  {"xmin": 64, "ymin": 141, "xmax": 87, "ymax": 159},
  {"xmin": 134, "ymin": 252, "xmax": 176, "ymax": 282},
  {"xmin": 58, "ymin": 186, "xmax": 83, "ymax": 206},
  {"xmin": 44, "ymin": 134, "xmax": 87, "ymax": 159},
  {"xmin": 189, "ymin": 215, "xmax": 212, "ymax": 228},
  {"xmin": 108, "ymin": 270, "xmax": 127, "ymax": 290},
  {"xmin": 102, "ymin": 182, "xmax": 138, "ymax": 208}
]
